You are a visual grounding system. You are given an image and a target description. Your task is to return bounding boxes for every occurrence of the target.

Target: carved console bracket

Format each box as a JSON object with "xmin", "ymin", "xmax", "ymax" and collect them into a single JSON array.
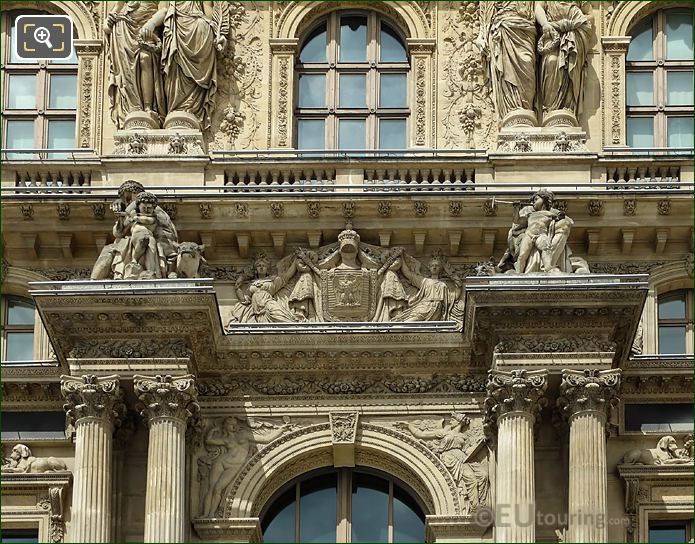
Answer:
[
  {"xmin": 329, "ymin": 411, "xmax": 359, "ymax": 467},
  {"xmin": 192, "ymin": 518, "xmax": 261, "ymax": 543}
]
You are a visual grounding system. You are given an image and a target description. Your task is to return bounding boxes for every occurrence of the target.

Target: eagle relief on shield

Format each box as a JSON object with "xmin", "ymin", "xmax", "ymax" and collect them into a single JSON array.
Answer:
[{"xmin": 321, "ymin": 268, "xmax": 377, "ymax": 322}]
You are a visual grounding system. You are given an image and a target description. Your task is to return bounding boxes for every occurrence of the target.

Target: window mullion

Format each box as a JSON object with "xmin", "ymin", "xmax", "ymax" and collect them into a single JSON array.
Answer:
[{"xmin": 388, "ymin": 479, "xmax": 394, "ymax": 544}]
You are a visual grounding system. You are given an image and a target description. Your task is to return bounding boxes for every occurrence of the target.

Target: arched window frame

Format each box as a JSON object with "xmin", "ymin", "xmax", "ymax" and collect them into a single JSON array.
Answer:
[
  {"xmin": 624, "ymin": 8, "xmax": 694, "ymax": 149},
  {"xmin": 269, "ymin": 4, "xmax": 435, "ymax": 149},
  {"xmin": 293, "ymin": 11, "xmax": 411, "ymax": 151},
  {"xmin": 260, "ymin": 467, "xmax": 427, "ymax": 543}
]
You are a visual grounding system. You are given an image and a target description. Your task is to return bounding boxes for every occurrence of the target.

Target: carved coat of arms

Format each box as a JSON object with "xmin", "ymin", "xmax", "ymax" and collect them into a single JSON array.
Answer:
[{"xmin": 321, "ymin": 268, "xmax": 377, "ymax": 322}]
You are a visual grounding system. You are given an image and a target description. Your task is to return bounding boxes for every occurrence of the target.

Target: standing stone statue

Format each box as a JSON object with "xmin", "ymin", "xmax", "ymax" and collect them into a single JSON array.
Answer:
[
  {"xmin": 104, "ymin": 1, "xmax": 166, "ymax": 129},
  {"xmin": 536, "ymin": 1, "xmax": 593, "ymax": 125},
  {"xmin": 478, "ymin": 1, "xmax": 538, "ymax": 126},
  {"xmin": 140, "ymin": 1, "xmax": 228, "ymax": 130}
]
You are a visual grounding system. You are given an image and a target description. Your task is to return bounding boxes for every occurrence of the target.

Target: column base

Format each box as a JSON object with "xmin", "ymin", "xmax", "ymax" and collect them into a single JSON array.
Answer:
[
  {"xmin": 425, "ymin": 514, "xmax": 492, "ymax": 543},
  {"xmin": 192, "ymin": 518, "xmax": 262, "ymax": 543}
]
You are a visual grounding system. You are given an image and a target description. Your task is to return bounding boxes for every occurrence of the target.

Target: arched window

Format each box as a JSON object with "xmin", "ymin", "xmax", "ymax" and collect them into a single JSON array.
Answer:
[
  {"xmin": 295, "ymin": 12, "xmax": 410, "ymax": 150},
  {"xmin": 261, "ymin": 469, "xmax": 426, "ymax": 543},
  {"xmin": 2, "ymin": 10, "xmax": 78, "ymax": 160},
  {"xmin": 657, "ymin": 289, "xmax": 693, "ymax": 354},
  {"xmin": 625, "ymin": 8, "xmax": 694, "ymax": 149},
  {"xmin": 1, "ymin": 295, "xmax": 36, "ymax": 362}
]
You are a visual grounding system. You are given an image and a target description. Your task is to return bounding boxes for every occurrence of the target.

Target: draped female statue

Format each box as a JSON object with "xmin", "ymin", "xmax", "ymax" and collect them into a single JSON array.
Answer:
[
  {"xmin": 140, "ymin": 1, "xmax": 228, "ymax": 129},
  {"xmin": 536, "ymin": 1, "xmax": 593, "ymax": 124},
  {"xmin": 478, "ymin": 2, "xmax": 538, "ymax": 126},
  {"xmin": 104, "ymin": 1, "xmax": 166, "ymax": 128}
]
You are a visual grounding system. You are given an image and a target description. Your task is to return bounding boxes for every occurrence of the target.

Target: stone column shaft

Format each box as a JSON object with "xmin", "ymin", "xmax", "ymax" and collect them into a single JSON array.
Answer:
[
  {"xmin": 62, "ymin": 375, "xmax": 124, "ymax": 543},
  {"xmin": 486, "ymin": 369, "xmax": 548, "ymax": 544},
  {"xmin": 559, "ymin": 369, "xmax": 620, "ymax": 543},
  {"xmin": 135, "ymin": 374, "xmax": 198, "ymax": 544}
]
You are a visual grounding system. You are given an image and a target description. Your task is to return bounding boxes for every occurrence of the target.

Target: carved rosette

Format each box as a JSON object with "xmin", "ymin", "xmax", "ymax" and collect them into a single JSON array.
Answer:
[
  {"xmin": 484, "ymin": 369, "xmax": 548, "ymax": 429},
  {"xmin": 134, "ymin": 374, "xmax": 199, "ymax": 425},
  {"xmin": 61, "ymin": 374, "xmax": 125, "ymax": 428},
  {"xmin": 557, "ymin": 369, "xmax": 621, "ymax": 422}
]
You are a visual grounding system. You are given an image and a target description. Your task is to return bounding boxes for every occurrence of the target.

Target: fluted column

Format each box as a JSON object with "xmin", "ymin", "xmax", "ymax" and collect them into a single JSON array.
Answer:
[
  {"xmin": 135, "ymin": 374, "xmax": 199, "ymax": 543},
  {"xmin": 61, "ymin": 374, "xmax": 125, "ymax": 543},
  {"xmin": 558, "ymin": 369, "xmax": 621, "ymax": 543},
  {"xmin": 485, "ymin": 369, "xmax": 548, "ymax": 543}
]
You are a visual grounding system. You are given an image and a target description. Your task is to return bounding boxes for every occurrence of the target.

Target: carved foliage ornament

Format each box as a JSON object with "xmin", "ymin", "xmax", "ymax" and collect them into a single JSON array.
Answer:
[
  {"xmin": 485, "ymin": 369, "xmax": 548, "ymax": 425},
  {"xmin": 134, "ymin": 374, "xmax": 199, "ymax": 424},
  {"xmin": 557, "ymin": 369, "xmax": 621, "ymax": 421},
  {"xmin": 330, "ymin": 412, "xmax": 359, "ymax": 443},
  {"xmin": 61, "ymin": 374, "xmax": 125, "ymax": 427}
]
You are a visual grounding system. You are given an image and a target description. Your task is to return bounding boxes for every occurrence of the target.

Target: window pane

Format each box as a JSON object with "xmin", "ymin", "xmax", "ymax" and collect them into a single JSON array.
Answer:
[
  {"xmin": 667, "ymin": 71, "xmax": 694, "ymax": 106},
  {"xmin": 49, "ymin": 75, "xmax": 78, "ymax": 109},
  {"xmin": 649, "ymin": 523, "xmax": 687, "ymax": 543},
  {"xmin": 667, "ymin": 117, "xmax": 694, "ymax": 149},
  {"xmin": 625, "ymin": 403, "xmax": 694, "ymax": 432},
  {"xmin": 340, "ymin": 16, "xmax": 367, "ymax": 63},
  {"xmin": 393, "ymin": 484, "xmax": 425, "ymax": 543},
  {"xmin": 627, "ymin": 18, "xmax": 654, "ymax": 61},
  {"xmin": 299, "ymin": 473, "xmax": 336, "ymax": 543},
  {"xmin": 262, "ymin": 486, "xmax": 296, "ymax": 543},
  {"xmin": 380, "ymin": 74, "xmax": 407, "ymax": 108},
  {"xmin": 8, "ymin": 298, "xmax": 35, "ymax": 325},
  {"xmin": 666, "ymin": 11, "xmax": 694, "ymax": 60},
  {"xmin": 5, "ymin": 120, "xmax": 35, "ymax": 159},
  {"xmin": 47, "ymin": 120, "xmax": 76, "ymax": 159},
  {"xmin": 626, "ymin": 72, "xmax": 653, "ymax": 106},
  {"xmin": 626, "ymin": 117, "xmax": 654, "ymax": 148},
  {"xmin": 298, "ymin": 74, "xmax": 325, "ymax": 108},
  {"xmin": 10, "ymin": 16, "xmax": 38, "ymax": 64},
  {"xmin": 5, "ymin": 332, "xmax": 34, "ymax": 362},
  {"xmin": 659, "ymin": 295, "xmax": 686, "ymax": 319},
  {"xmin": 659, "ymin": 325, "xmax": 687, "ymax": 354},
  {"xmin": 351, "ymin": 473, "xmax": 389, "ymax": 543},
  {"xmin": 381, "ymin": 23, "xmax": 407, "ymax": 62},
  {"xmin": 8, "ymin": 75, "xmax": 36, "ymax": 109},
  {"xmin": 339, "ymin": 74, "xmax": 366, "ymax": 108},
  {"xmin": 300, "ymin": 24, "xmax": 327, "ymax": 63},
  {"xmin": 379, "ymin": 119, "xmax": 407, "ymax": 149},
  {"xmin": 0, "ymin": 529, "xmax": 40, "ymax": 543},
  {"xmin": 297, "ymin": 119, "xmax": 325, "ymax": 149},
  {"xmin": 338, "ymin": 119, "xmax": 366, "ymax": 149}
]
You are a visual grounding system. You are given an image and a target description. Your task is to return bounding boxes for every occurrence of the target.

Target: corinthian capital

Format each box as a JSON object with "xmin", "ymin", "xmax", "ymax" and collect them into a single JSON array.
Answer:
[
  {"xmin": 485, "ymin": 369, "xmax": 548, "ymax": 425},
  {"xmin": 61, "ymin": 374, "xmax": 125, "ymax": 427},
  {"xmin": 557, "ymin": 369, "xmax": 621, "ymax": 421},
  {"xmin": 134, "ymin": 374, "xmax": 199, "ymax": 424}
]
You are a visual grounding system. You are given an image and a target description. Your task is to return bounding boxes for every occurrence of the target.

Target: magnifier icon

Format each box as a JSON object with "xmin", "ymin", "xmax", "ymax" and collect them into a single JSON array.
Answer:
[{"xmin": 33, "ymin": 26, "xmax": 53, "ymax": 49}]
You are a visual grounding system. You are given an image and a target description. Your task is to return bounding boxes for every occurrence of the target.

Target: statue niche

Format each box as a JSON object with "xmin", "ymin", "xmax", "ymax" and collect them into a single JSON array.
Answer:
[{"xmin": 227, "ymin": 224, "xmax": 464, "ymax": 327}]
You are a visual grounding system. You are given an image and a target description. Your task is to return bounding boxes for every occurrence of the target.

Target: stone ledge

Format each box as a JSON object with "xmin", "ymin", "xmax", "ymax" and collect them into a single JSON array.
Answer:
[{"xmin": 192, "ymin": 517, "xmax": 261, "ymax": 543}]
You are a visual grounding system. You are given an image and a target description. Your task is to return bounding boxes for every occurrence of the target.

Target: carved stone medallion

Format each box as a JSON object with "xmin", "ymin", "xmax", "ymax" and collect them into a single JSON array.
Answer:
[{"xmin": 321, "ymin": 268, "xmax": 377, "ymax": 322}]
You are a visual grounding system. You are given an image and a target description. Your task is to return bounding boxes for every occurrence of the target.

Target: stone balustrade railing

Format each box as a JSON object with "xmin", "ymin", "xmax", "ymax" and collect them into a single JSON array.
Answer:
[
  {"xmin": 223, "ymin": 168, "xmax": 336, "ymax": 192},
  {"xmin": 363, "ymin": 168, "xmax": 475, "ymax": 191}
]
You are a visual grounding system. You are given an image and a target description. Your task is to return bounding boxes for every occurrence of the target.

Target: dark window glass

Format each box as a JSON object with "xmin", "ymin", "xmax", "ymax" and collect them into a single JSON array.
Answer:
[
  {"xmin": 380, "ymin": 23, "xmax": 407, "ymax": 63},
  {"xmin": 351, "ymin": 473, "xmax": 389, "ymax": 542},
  {"xmin": 624, "ymin": 403, "xmax": 694, "ymax": 432},
  {"xmin": 299, "ymin": 473, "xmax": 336, "ymax": 543},
  {"xmin": 300, "ymin": 24, "xmax": 327, "ymax": 64},
  {"xmin": 1, "ymin": 411, "xmax": 66, "ymax": 440},
  {"xmin": 262, "ymin": 485, "xmax": 296, "ymax": 543},
  {"xmin": 649, "ymin": 521, "xmax": 688, "ymax": 543},
  {"xmin": 340, "ymin": 16, "xmax": 367, "ymax": 63},
  {"xmin": 393, "ymin": 484, "xmax": 425, "ymax": 542},
  {"xmin": 1, "ymin": 529, "xmax": 39, "ymax": 543}
]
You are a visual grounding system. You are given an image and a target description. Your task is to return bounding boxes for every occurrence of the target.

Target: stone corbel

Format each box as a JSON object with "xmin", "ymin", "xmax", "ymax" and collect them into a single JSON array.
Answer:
[
  {"xmin": 192, "ymin": 518, "xmax": 261, "ymax": 543},
  {"xmin": 236, "ymin": 233, "xmax": 250, "ymax": 258},
  {"xmin": 601, "ymin": 37, "xmax": 631, "ymax": 148},
  {"xmin": 271, "ymin": 232, "xmax": 286, "ymax": 257},
  {"xmin": 329, "ymin": 412, "xmax": 359, "ymax": 468},
  {"xmin": 448, "ymin": 231, "xmax": 462, "ymax": 256},
  {"xmin": 413, "ymin": 230, "xmax": 427, "ymax": 256},
  {"xmin": 269, "ymin": 39, "xmax": 299, "ymax": 148}
]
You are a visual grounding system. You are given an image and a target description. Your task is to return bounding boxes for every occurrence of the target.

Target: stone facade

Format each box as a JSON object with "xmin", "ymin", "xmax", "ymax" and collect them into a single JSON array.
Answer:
[{"xmin": 1, "ymin": 2, "xmax": 693, "ymax": 543}]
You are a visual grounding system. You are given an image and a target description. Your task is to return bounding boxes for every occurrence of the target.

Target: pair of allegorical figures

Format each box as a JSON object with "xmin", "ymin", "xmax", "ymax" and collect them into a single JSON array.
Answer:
[
  {"xmin": 104, "ymin": 1, "xmax": 232, "ymax": 130},
  {"xmin": 477, "ymin": 1, "xmax": 594, "ymax": 127}
]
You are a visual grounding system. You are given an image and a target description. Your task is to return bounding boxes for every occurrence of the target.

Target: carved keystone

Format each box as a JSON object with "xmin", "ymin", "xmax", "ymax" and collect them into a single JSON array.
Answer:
[{"xmin": 329, "ymin": 411, "xmax": 359, "ymax": 468}]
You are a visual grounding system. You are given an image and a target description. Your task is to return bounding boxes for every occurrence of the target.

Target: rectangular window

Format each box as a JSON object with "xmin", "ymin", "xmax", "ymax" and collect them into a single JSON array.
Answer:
[
  {"xmin": 297, "ymin": 119, "xmax": 325, "ymax": 150},
  {"xmin": 1, "ymin": 529, "xmax": 40, "ymax": 543},
  {"xmin": 667, "ymin": 71, "xmax": 694, "ymax": 105},
  {"xmin": 339, "ymin": 74, "xmax": 366, "ymax": 108},
  {"xmin": 649, "ymin": 521, "xmax": 689, "ymax": 543},
  {"xmin": 5, "ymin": 119, "xmax": 35, "ymax": 159},
  {"xmin": 627, "ymin": 72, "xmax": 654, "ymax": 106},
  {"xmin": 47, "ymin": 119, "xmax": 75, "ymax": 159},
  {"xmin": 298, "ymin": 74, "xmax": 325, "ymax": 108},
  {"xmin": 1, "ymin": 411, "xmax": 66, "ymax": 440},
  {"xmin": 624, "ymin": 403, "xmax": 694, "ymax": 432},
  {"xmin": 380, "ymin": 74, "xmax": 407, "ymax": 108},
  {"xmin": 4, "ymin": 332, "xmax": 34, "ymax": 362},
  {"xmin": 626, "ymin": 117, "xmax": 655, "ymax": 148},
  {"xmin": 7, "ymin": 74, "xmax": 36, "ymax": 109},
  {"xmin": 379, "ymin": 119, "xmax": 407, "ymax": 149},
  {"xmin": 338, "ymin": 119, "xmax": 366, "ymax": 149},
  {"xmin": 48, "ymin": 74, "xmax": 78, "ymax": 109}
]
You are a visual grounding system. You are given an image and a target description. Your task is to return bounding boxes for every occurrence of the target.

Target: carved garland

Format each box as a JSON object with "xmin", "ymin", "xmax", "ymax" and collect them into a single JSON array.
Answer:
[
  {"xmin": 276, "ymin": 57, "xmax": 290, "ymax": 147},
  {"xmin": 610, "ymin": 55, "xmax": 621, "ymax": 145},
  {"xmin": 415, "ymin": 58, "xmax": 427, "ymax": 146}
]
